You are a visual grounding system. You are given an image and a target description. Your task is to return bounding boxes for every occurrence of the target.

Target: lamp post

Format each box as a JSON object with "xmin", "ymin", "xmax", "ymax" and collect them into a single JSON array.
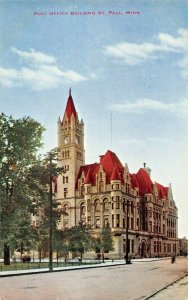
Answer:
[
  {"xmin": 47, "ymin": 149, "xmax": 66, "ymax": 272},
  {"xmin": 125, "ymin": 198, "xmax": 130, "ymax": 264}
]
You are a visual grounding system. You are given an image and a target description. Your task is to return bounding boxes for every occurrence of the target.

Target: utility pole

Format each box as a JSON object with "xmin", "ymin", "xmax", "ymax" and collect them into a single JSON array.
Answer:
[
  {"xmin": 49, "ymin": 152, "xmax": 53, "ymax": 272},
  {"xmin": 125, "ymin": 198, "xmax": 130, "ymax": 264}
]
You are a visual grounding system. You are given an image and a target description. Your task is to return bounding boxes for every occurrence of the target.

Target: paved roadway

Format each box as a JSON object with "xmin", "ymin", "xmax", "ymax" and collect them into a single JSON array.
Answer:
[{"xmin": 0, "ymin": 257, "xmax": 187, "ymax": 300}]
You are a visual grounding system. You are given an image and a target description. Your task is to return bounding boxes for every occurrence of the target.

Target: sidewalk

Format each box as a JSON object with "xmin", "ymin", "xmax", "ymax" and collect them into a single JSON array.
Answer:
[
  {"xmin": 146, "ymin": 274, "xmax": 188, "ymax": 300},
  {"xmin": 0, "ymin": 257, "xmax": 169, "ymax": 277}
]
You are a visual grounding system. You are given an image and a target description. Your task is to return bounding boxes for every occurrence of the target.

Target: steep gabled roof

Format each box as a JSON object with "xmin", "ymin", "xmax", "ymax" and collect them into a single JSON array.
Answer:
[
  {"xmin": 85, "ymin": 167, "xmax": 92, "ymax": 184},
  {"xmin": 110, "ymin": 164, "xmax": 122, "ymax": 181},
  {"xmin": 130, "ymin": 173, "xmax": 139, "ymax": 189},
  {"xmin": 100, "ymin": 150, "xmax": 124, "ymax": 183},
  {"xmin": 75, "ymin": 149, "xmax": 168, "ymax": 198},
  {"xmin": 75, "ymin": 163, "xmax": 99, "ymax": 188},
  {"xmin": 136, "ymin": 168, "xmax": 153, "ymax": 196},
  {"xmin": 156, "ymin": 182, "xmax": 168, "ymax": 199}
]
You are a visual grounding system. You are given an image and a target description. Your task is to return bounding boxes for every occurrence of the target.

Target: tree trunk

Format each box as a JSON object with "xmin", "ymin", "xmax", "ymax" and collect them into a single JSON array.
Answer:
[
  {"xmin": 4, "ymin": 243, "xmax": 10, "ymax": 265},
  {"xmin": 20, "ymin": 242, "xmax": 24, "ymax": 261},
  {"xmin": 56, "ymin": 250, "xmax": 59, "ymax": 267},
  {"xmin": 102, "ymin": 252, "xmax": 104, "ymax": 263},
  {"xmin": 38, "ymin": 246, "xmax": 42, "ymax": 263}
]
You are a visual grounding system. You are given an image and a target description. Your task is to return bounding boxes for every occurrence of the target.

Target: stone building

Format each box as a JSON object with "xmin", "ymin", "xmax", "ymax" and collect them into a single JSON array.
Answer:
[
  {"xmin": 55, "ymin": 90, "xmax": 179, "ymax": 258},
  {"xmin": 179, "ymin": 237, "xmax": 188, "ymax": 256}
]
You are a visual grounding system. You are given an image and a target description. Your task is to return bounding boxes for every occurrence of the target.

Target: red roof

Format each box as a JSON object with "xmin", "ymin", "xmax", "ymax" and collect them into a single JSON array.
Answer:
[
  {"xmin": 63, "ymin": 90, "xmax": 77, "ymax": 122},
  {"xmin": 156, "ymin": 182, "xmax": 168, "ymax": 199},
  {"xmin": 76, "ymin": 150, "xmax": 124, "ymax": 188},
  {"xmin": 110, "ymin": 164, "xmax": 122, "ymax": 181},
  {"xmin": 130, "ymin": 173, "xmax": 139, "ymax": 189},
  {"xmin": 75, "ymin": 150, "xmax": 168, "ymax": 198},
  {"xmin": 136, "ymin": 168, "xmax": 153, "ymax": 196},
  {"xmin": 85, "ymin": 167, "xmax": 92, "ymax": 184},
  {"xmin": 76, "ymin": 163, "xmax": 99, "ymax": 188},
  {"xmin": 100, "ymin": 150, "xmax": 124, "ymax": 183}
]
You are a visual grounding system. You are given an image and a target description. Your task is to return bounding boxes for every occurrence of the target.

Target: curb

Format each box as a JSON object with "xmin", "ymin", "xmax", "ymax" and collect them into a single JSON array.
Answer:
[
  {"xmin": 143, "ymin": 272, "xmax": 188, "ymax": 299},
  {"xmin": 0, "ymin": 262, "xmax": 127, "ymax": 278},
  {"xmin": 0, "ymin": 258, "xmax": 170, "ymax": 278}
]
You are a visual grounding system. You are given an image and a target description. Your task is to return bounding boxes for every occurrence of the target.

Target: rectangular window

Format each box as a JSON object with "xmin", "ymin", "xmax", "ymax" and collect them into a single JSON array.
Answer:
[
  {"xmin": 81, "ymin": 185, "xmax": 84, "ymax": 196},
  {"xmin": 95, "ymin": 218, "xmax": 100, "ymax": 228},
  {"xmin": 64, "ymin": 188, "xmax": 68, "ymax": 198},
  {"xmin": 104, "ymin": 218, "xmax": 109, "ymax": 227},
  {"xmin": 131, "ymin": 240, "xmax": 134, "ymax": 253},
  {"xmin": 149, "ymin": 221, "xmax": 152, "ymax": 232},
  {"xmin": 112, "ymin": 215, "xmax": 114, "ymax": 227},
  {"xmin": 87, "ymin": 200, "xmax": 91, "ymax": 212},
  {"xmin": 117, "ymin": 214, "xmax": 120, "ymax": 227},
  {"xmin": 123, "ymin": 239, "xmax": 126, "ymax": 253},
  {"xmin": 99, "ymin": 180, "xmax": 104, "ymax": 192},
  {"xmin": 137, "ymin": 218, "xmax": 139, "ymax": 230},
  {"xmin": 131, "ymin": 217, "xmax": 134, "ymax": 229}
]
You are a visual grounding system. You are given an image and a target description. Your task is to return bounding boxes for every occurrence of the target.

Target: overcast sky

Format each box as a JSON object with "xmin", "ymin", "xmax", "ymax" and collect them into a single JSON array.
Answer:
[{"xmin": 0, "ymin": 0, "xmax": 188, "ymax": 237}]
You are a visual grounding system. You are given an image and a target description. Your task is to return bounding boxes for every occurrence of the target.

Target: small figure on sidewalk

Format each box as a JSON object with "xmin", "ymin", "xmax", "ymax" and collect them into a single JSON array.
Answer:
[{"xmin": 171, "ymin": 255, "xmax": 176, "ymax": 263}]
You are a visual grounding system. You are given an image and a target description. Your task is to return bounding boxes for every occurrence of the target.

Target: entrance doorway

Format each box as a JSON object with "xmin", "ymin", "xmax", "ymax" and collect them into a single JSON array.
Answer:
[{"xmin": 141, "ymin": 240, "xmax": 147, "ymax": 257}]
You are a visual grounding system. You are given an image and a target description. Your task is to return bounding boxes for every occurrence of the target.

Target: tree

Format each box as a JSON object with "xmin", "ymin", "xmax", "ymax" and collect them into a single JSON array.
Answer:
[
  {"xmin": 25, "ymin": 149, "xmax": 65, "ymax": 265},
  {"xmin": 98, "ymin": 224, "xmax": 114, "ymax": 262},
  {"xmin": 0, "ymin": 113, "xmax": 46, "ymax": 264},
  {"xmin": 62, "ymin": 222, "xmax": 96, "ymax": 261}
]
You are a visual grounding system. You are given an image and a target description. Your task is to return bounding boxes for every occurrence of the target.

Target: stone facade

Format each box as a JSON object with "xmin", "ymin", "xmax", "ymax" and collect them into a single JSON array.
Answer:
[
  {"xmin": 55, "ymin": 90, "xmax": 179, "ymax": 259},
  {"xmin": 179, "ymin": 237, "xmax": 188, "ymax": 256}
]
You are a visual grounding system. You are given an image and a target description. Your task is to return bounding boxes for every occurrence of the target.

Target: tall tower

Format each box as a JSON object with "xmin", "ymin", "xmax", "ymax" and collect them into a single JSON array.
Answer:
[{"xmin": 56, "ymin": 88, "xmax": 85, "ymax": 203}]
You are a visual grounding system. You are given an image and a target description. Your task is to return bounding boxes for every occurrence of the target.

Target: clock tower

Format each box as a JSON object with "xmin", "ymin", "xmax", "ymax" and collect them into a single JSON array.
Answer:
[{"xmin": 57, "ymin": 88, "xmax": 85, "ymax": 203}]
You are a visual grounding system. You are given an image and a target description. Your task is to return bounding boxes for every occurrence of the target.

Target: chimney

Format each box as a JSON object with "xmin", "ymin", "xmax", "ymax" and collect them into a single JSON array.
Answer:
[{"xmin": 143, "ymin": 163, "xmax": 151, "ymax": 177}]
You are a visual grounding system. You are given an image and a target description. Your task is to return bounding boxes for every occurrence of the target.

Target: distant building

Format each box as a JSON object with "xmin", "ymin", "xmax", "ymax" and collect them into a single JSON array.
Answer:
[
  {"xmin": 179, "ymin": 237, "xmax": 188, "ymax": 256},
  {"xmin": 55, "ymin": 90, "xmax": 179, "ymax": 258}
]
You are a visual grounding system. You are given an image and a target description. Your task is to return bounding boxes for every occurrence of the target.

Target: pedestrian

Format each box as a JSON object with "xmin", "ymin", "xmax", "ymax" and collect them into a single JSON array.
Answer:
[{"xmin": 171, "ymin": 255, "xmax": 176, "ymax": 263}]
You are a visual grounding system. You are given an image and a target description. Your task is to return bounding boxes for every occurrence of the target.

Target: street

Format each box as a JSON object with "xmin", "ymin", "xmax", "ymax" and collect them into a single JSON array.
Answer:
[{"xmin": 0, "ymin": 257, "xmax": 187, "ymax": 300}]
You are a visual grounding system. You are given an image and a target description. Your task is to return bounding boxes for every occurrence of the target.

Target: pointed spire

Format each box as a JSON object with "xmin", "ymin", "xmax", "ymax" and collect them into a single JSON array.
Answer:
[
  {"xmin": 124, "ymin": 163, "xmax": 129, "ymax": 173},
  {"xmin": 63, "ymin": 89, "xmax": 77, "ymax": 122}
]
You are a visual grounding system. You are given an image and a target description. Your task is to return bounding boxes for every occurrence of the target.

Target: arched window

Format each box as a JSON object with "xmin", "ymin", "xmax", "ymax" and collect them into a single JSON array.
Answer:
[
  {"xmin": 80, "ymin": 203, "xmax": 85, "ymax": 215},
  {"xmin": 62, "ymin": 203, "xmax": 70, "ymax": 229},
  {"xmin": 62, "ymin": 204, "xmax": 69, "ymax": 215},
  {"xmin": 87, "ymin": 199, "xmax": 91, "ymax": 212},
  {"xmin": 95, "ymin": 199, "xmax": 100, "ymax": 212},
  {"xmin": 103, "ymin": 199, "xmax": 108, "ymax": 211}
]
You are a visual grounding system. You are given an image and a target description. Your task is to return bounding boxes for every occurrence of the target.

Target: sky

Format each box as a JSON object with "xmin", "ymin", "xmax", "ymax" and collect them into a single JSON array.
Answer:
[{"xmin": 0, "ymin": 0, "xmax": 188, "ymax": 238}]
